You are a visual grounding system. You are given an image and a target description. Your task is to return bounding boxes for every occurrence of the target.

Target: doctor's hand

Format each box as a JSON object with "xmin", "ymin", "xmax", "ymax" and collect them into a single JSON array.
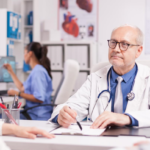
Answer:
[
  {"xmin": 58, "ymin": 106, "xmax": 77, "ymax": 128},
  {"xmin": 3, "ymin": 64, "xmax": 14, "ymax": 75},
  {"xmin": 90, "ymin": 111, "xmax": 131, "ymax": 129}
]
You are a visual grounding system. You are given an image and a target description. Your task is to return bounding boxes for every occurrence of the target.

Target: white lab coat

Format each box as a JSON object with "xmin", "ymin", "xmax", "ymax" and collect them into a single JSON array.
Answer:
[{"xmin": 49, "ymin": 63, "xmax": 150, "ymax": 127}]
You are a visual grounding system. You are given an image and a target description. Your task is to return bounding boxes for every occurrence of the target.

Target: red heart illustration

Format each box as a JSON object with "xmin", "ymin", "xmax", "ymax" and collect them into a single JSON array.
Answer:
[
  {"xmin": 76, "ymin": 0, "xmax": 93, "ymax": 13},
  {"xmin": 62, "ymin": 13, "xmax": 79, "ymax": 37}
]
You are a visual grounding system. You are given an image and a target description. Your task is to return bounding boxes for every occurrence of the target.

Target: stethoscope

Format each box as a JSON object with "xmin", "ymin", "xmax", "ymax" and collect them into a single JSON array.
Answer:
[{"xmin": 90, "ymin": 65, "xmax": 138, "ymax": 120}]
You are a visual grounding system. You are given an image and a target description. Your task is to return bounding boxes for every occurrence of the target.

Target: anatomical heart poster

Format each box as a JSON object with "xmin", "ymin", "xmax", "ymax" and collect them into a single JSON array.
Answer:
[{"xmin": 59, "ymin": 0, "xmax": 98, "ymax": 41}]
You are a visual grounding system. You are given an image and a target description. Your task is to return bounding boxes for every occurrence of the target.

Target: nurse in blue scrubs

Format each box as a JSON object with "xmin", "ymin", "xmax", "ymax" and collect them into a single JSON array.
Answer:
[{"xmin": 4, "ymin": 42, "xmax": 53, "ymax": 120}]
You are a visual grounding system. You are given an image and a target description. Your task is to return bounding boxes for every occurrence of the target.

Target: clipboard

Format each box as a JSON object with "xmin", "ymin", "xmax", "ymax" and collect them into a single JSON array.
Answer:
[
  {"xmin": 101, "ymin": 126, "xmax": 150, "ymax": 138},
  {"xmin": 50, "ymin": 124, "xmax": 106, "ymax": 136}
]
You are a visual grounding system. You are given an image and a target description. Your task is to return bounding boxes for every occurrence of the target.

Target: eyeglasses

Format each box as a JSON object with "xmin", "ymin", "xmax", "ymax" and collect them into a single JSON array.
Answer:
[{"xmin": 107, "ymin": 40, "xmax": 140, "ymax": 51}]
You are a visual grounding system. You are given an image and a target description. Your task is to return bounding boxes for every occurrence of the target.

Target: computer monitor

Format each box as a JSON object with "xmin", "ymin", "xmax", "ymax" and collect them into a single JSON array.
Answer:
[{"xmin": 0, "ymin": 56, "xmax": 16, "ymax": 82}]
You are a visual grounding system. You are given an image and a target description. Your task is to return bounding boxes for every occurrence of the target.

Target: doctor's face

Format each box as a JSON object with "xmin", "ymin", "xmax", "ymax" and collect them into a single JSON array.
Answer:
[{"xmin": 108, "ymin": 26, "xmax": 143, "ymax": 72}]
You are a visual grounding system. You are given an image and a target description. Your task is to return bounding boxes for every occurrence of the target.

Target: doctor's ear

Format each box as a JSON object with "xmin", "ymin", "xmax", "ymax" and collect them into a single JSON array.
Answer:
[{"xmin": 135, "ymin": 45, "xmax": 143, "ymax": 58}]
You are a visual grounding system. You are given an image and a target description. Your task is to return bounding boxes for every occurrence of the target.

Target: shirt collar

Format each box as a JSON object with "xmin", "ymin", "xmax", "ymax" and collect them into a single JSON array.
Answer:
[{"xmin": 111, "ymin": 64, "xmax": 137, "ymax": 83}]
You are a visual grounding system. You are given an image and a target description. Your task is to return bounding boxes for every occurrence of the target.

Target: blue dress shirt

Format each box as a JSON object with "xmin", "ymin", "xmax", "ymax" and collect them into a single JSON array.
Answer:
[
  {"xmin": 52, "ymin": 65, "xmax": 139, "ymax": 126},
  {"xmin": 110, "ymin": 64, "xmax": 138, "ymax": 126}
]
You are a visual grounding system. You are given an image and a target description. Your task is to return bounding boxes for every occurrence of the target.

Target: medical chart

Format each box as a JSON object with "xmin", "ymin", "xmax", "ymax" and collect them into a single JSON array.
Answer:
[
  {"xmin": 50, "ymin": 125, "xmax": 105, "ymax": 136},
  {"xmin": 145, "ymin": 0, "xmax": 150, "ymax": 54},
  {"xmin": 59, "ymin": 0, "xmax": 98, "ymax": 41}
]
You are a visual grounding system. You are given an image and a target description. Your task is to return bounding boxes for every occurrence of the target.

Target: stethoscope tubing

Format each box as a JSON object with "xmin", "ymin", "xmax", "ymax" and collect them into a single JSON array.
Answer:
[{"xmin": 89, "ymin": 65, "xmax": 138, "ymax": 121}]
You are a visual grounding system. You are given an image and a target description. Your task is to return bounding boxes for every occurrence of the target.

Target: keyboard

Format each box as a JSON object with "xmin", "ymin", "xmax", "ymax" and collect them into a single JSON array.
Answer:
[{"xmin": 0, "ymin": 90, "xmax": 8, "ymax": 96}]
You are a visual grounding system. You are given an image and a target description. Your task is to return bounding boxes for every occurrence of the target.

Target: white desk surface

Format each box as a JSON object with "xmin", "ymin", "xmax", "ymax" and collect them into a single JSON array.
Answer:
[{"xmin": 1, "ymin": 120, "xmax": 150, "ymax": 150}]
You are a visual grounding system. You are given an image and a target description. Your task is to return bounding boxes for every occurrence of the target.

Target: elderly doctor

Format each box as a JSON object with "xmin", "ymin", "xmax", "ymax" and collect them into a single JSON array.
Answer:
[{"xmin": 50, "ymin": 25, "xmax": 150, "ymax": 128}]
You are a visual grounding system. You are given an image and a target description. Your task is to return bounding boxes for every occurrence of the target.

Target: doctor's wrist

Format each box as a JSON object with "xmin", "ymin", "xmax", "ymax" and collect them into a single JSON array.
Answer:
[{"xmin": 124, "ymin": 114, "xmax": 132, "ymax": 125}]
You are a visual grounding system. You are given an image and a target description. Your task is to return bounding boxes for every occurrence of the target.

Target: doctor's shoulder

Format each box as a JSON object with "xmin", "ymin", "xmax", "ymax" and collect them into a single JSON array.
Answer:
[
  {"xmin": 85, "ymin": 65, "xmax": 112, "ymax": 85},
  {"xmin": 136, "ymin": 63, "xmax": 150, "ymax": 77}
]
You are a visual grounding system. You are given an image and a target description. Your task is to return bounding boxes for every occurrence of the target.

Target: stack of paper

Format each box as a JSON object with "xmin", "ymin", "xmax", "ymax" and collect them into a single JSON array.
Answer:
[{"xmin": 50, "ymin": 125, "xmax": 105, "ymax": 136}]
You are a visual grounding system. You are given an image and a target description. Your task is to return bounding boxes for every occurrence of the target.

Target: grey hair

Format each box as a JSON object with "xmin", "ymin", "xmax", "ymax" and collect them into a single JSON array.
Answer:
[{"xmin": 111, "ymin": 24, "xmax": 144, "ymax": 45}]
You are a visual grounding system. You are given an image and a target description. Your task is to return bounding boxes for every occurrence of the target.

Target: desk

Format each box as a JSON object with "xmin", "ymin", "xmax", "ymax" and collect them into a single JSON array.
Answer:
[
  {"xmin": 102, "ymin": 126, "xmax": 150, "ymax": 138},
  {"xmin": 1, "ymin": 120, "xmax": 150, "ymax": 150}
]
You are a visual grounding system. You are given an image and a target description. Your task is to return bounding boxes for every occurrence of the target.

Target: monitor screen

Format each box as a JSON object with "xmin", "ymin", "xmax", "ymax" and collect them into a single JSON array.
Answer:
[{"xmin": 0, "ymin": 56, "xmax": 16, "ymax": 82}]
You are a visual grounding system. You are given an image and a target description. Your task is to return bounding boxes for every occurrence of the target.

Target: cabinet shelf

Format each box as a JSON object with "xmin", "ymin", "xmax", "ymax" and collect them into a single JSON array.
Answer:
[
  {"xmin": 51, "ymin": 68, "xmax": 64, "ymax": 71},
  {"xmin": 24, "ymin": 25, "xmax": 33, "ymax": 29},
  {"xmin": 24, "ymin": 0, "xmax": 33, "ymax": 2},
  {"xmin": 42, "ymin": 41, "xmax": 96, "ymax": 45},
  {"xmin": 7, "ymin": 38, "xmax": 22, "ymax": 43},
  {"xmin": 80, "ymin": 68, "xmax": 90, "ymax": 71}
]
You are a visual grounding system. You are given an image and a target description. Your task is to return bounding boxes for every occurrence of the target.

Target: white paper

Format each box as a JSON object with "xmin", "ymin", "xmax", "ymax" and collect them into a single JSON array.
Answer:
[
  {"xmin": 72, "ymin": 122, "xmax": 93, "ymax": 126},
  {"xmin": 51, "ymin": 125, "xmax": 105, "ymax": 136}
]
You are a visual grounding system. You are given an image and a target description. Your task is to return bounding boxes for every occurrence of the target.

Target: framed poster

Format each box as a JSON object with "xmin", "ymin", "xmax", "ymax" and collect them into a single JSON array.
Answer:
[
  {"xmin": 145, "ymin": 0, "xmax": 150, "ymax": 54},
  {"xmin": 59, "ymin": 0, "xmax": 98, "ymax": 41}
]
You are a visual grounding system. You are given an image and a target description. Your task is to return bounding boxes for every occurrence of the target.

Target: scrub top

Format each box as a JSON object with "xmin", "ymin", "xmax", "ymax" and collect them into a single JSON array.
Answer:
[{"xmin": 23, "ymin": 64, "xmax": 53, "ymax": 120}]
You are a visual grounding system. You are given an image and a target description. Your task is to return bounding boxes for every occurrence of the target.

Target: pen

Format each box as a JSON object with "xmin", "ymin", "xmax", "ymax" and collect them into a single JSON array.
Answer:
[
  {"xmin": 6, "ymin": 104, "xmax": 10, "ymax": 123},
  {"xmin": 76, "ymin": 119, "xmax": 82, "ymax": 131},
  {"xmin": 17, "ymin": 102, "xmax": 22, "ymax": 109},
  {"xmin": 69, "ymin": 107, "xmax": 82, "ymax": 131},
  {"xmin": 0, "ymin": 103, "xmax": 7, "ymax": 109},
  {"xmin": 12, "ymin": 95, "xmax": 16, "ymax": 108},
  {"xmin": 12, "ymin": 95, "xmax": 18, "ymax": 108},
  {"xmin": 0, "ymin": 103, "xmax": 18, "ymax": 125},
  {"xmin": 0, "ymin": 97, "xmax": 4, "ymax": 105}
]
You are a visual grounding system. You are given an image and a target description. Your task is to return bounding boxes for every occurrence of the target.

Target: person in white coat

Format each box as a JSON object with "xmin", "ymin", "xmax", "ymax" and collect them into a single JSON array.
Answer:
[{"xmin": 50, "ymin": 24, "xmax": 150, "ymax": 129}]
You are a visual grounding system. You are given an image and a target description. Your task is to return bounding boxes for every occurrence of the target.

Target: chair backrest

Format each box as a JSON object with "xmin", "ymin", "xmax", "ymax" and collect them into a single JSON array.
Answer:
[
  {"xmin": 91, "ymin": 60, "xmax": 150, "ymax": 73},
  {"xmin": 54, "ymin": 59, "xmax": 80, "ymax": 105},
  {"xmin": 136, "ymin": 60, "xmax": 150, "ymax": 68},
  {"xmin": 91, "ymin": 62, "xmax": 110, "ymax": 73}
]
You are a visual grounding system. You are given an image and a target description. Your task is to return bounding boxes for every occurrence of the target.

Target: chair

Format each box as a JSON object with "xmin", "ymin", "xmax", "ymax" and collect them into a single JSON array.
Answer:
[
  {"xmin": 21, "ymin": 59, "xmax": 80, "ymax": 119},
  {"xmin": 53, "ymin": 59, "xmax": 80, "ymax": 105},
  {"xmin": 136, "ymin": 60, "xmax": 150, "ymax": 68},
  {"xmin": 91, "ymin": 62, "xmax": 110, "ymax": 73}
]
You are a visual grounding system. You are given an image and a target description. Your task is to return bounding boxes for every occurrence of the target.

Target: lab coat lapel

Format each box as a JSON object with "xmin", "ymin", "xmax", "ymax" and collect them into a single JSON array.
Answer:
[
  {"xmin": 91, "ymin": 66, "xmax": 112, "ymax": 121},
  {"xmin": 97, "ymin": 79, "xmax": 112, "ymax": 112},
  {"xmin": 125, "ymin": 64, "xmax": 147, "ymax": 112}
]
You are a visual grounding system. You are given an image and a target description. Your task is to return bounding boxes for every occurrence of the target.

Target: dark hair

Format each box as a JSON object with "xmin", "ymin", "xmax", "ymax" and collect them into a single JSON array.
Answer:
[{"xmin": 26, "ymin": 42, "xmax": 52, "ymax": 79}]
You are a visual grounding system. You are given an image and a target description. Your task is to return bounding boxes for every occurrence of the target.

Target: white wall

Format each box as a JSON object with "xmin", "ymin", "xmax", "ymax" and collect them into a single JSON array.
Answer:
[
  {"xmin": 1, "ymin": 0, "xmax": 149, "ymax": 63},
  {"xmin": 38, "ymin": 0, "xmax": 148, "ymax": 62},
  {"xmin": 98, "ymin": 0, "xmax": 146, "ymax": 62},
  {"xmin": 39, "ymin": 0, "xmax": 58, "ymax": 32}
]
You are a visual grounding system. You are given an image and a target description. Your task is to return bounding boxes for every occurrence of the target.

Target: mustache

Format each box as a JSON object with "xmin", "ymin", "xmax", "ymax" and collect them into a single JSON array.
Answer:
[{"xmin": 111, "ymin": 52, "xmax": 123, "ymax": 58}]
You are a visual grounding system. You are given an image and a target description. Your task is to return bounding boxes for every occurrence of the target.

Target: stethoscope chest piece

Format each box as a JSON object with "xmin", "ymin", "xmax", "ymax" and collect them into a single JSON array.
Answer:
[{"xmin": 127, "ymin": 91, "xmax": 135, "ymax": 101}]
